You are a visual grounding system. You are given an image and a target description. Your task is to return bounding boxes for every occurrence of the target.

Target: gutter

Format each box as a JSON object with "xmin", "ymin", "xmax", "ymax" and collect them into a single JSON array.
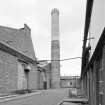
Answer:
[
  {"xmin": 82, "ymin": 28, "xmax": 105, "ymax": 78},
  {"xmin": 0, "ymin": 41, "xmax": 37, "ymax": 64},
  {"xmin": 81, "ymin": 0, "xmax": 94, "ymax": 78}
]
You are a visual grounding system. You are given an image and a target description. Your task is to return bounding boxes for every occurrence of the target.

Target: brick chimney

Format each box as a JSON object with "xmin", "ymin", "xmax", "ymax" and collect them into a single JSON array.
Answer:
[{"xmin": 51, "ymin": 8, "xmax": 60, "ymax": 88}]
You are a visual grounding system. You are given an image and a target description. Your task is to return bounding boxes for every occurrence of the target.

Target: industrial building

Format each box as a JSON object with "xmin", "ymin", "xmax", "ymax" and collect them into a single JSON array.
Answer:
[
  {"xmin": 0, "ymin": 8, "xmax": 82, "ymax": 95},
  {"xmin": 81, "ymin": 0, "xmax": 105, "ymax": 105},
  {"xmin": 60, "ymin": 76, "xmax": 80, "ymax": 89},
  {"xmin": 0, "ymin": 24, "xmax": 38, "ymax": 94},
  {"xmin": 37, "ymin": 62, "xmax": 51, "ymax": 89}
]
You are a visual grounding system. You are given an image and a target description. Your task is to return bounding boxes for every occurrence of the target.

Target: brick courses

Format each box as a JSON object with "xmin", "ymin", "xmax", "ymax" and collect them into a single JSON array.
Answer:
[{"xmin": 0, "ymin": 24, "xmax": 38, "ymax": 94}]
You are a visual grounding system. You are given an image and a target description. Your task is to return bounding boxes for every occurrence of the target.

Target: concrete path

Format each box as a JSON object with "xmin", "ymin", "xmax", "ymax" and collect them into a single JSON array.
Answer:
[
  {"xmin": 0, "ymin": 89, "xmax": 69, "ymax": 105},
  {"xmin": 59, "ymin": 98, "xmax": 88, "ymax": 105}
]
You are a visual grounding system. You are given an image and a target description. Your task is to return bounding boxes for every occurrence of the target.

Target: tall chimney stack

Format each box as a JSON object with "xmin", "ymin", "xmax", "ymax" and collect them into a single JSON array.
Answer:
[{"xmin": 51, "ymin": 8, "xmax": 60, "ymax": 88}]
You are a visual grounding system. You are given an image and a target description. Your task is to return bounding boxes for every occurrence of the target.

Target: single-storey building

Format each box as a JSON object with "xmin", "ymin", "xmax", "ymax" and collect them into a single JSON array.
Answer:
[
  {"xmin": 60, "ymin": 76, "xmax": 80, "ymax": 89},
  {"xmin": 81, "ymin": 0, "xmax": 105, "ymax": 105},
  {"xmin": 0, "ymin": 24, "xmax": 38, "ymax": 94},
  {"xmin": 37, "ymin": 62, "xmax": 51, "ymax": 89}
]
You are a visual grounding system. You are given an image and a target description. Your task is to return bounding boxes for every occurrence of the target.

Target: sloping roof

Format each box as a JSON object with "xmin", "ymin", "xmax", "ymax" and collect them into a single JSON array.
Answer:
[
  {"xmin": 81, "ymin": 0, "xmax": 94, "ymax": 77},
  {"xmin": 38, "ymin": 63, "xmax": 51, "ymax": 72},
  {"xmin": 0, "ymin": 24, "xmax": 36, "ymax": 61}
]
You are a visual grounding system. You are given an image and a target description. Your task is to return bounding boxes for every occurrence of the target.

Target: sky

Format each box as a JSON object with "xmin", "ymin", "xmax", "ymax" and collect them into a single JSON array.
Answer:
[{"xmin": 0, "ymin": 0, "xmax": 86, "ymax": 76}]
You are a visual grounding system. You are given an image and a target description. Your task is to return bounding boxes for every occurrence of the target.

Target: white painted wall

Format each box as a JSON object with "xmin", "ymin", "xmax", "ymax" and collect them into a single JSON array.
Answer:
[{"xmin": 89, "ymin": 0, "xmax": 105, "ymax": 59}]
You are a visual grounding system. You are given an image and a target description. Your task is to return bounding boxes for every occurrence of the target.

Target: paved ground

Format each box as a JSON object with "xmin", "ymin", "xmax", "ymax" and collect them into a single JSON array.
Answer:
[
  {"xmin": 0, "ymin": 89, "xmax": 69, "ymax": 105},
  {"xmin": 60, "ymin": 98, "xmax": 88, "ymax": 105},
  {"xmin": 61, "ymin": 102, "xmax": 80, "ymax": 105},
  {"xmin": 0, "ymin": 88, "xmax": 84, "ymax": 105}
]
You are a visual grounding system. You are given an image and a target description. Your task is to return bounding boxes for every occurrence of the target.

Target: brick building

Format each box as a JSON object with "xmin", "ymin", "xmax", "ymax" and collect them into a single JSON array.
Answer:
[
  {"xmin": 81, "ymin": 0, "xmax": 105, "ymax": 105},
  {"xmin": 37, "ymin": 62, "xmax": 51, "ymax": 89},
  {"xmin": 60, "ymin": 76, "xmax": 80, "ymax": 89},
  {"xmin": 0, "ymin": 24, "xmax": 38, "ymax": 94}
]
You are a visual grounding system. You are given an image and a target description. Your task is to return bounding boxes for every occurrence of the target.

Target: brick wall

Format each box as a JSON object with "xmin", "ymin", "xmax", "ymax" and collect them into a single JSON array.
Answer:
[
  {"xmin": 0, "ymin": 25, "xmax": 36, "ymax": 61},
  {"xmin": 46, "ymin": 71, "xmax": 51, "ymax": 89},
  {"xmin": 60, "ymin": 78, "xmax": 81, "ymax": 88},
  {"xmin": 89, "ymin": 68, "xmax": 93, "ymax": 105},
  {"xmin": 0, "ymin": 50, "xmax": 38, "ymax": 94},
  {"xmin": 37, "ymin": 71, "xmax": 51, "ymax": 90},
  {"xmin": 87, "ymin": 70, "xmax": 90, "ymax": 99},
  {"xmin": 51, "ymin": 40, "xmax": 60, "ymax": 88},
  {"xmin": 0, "ymin": 50, "xmax": 18, "ymax": 94},
  {"xmin": 93, "ymin": 61, "xmax": 97, "ymax": 105},
  {"xmin": 102, "ymin": 43, "xmax": 105, "ymax": 105},
  {"xmin": 60, "ymin": 79, "xmax": 76, "ymax": 88},
  {"xmin": 28, "ymin": 63, "xmax": 38, "ymax": 90}
]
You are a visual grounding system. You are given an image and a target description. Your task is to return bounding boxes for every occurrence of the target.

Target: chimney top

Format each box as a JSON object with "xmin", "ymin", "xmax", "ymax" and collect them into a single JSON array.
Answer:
[{"xmin": 51, "ymin": 8, "xmax": 59, "ymax": 15}]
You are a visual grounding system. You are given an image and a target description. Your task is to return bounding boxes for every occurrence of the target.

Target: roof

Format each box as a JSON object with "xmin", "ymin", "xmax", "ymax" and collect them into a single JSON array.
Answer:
[
  {"xmin": 0, "ymin": 24, "xmax": 36, "ymax": 61},
  {"xmin": 38, "ymin": 63, "xmax": 51, "ymax": 72},
  {"xmin": 81, "ymin": 0, "xmax": 94, "ymax": 77}
]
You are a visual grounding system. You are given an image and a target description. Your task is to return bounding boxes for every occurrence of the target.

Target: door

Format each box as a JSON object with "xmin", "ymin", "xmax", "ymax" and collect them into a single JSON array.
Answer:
[{"xmin": 17, "ymin": 61, "xmax": 27, "ymax": 90}]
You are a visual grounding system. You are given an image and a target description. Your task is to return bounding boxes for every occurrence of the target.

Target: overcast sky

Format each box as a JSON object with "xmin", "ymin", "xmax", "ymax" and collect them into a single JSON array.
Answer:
[{"xmin": 0, "ymin": 0, "xmax": 86, "ymax": 76}]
